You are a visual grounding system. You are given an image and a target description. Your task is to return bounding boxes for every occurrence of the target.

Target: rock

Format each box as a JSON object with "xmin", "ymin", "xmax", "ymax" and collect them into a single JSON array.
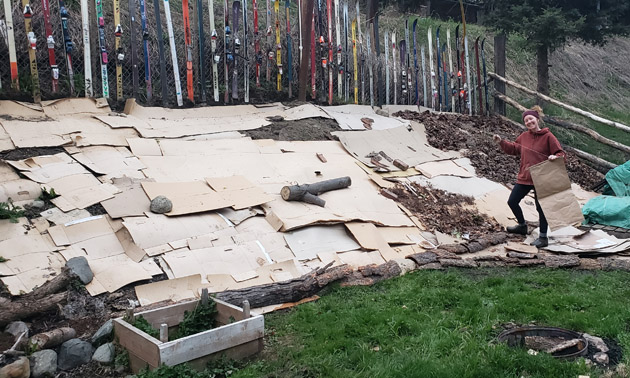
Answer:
[
  {"xmin": 26, "ymin": 200, "xmax": 45, "ymax": 210},
  {"xmin": 0, "ymin": 357, "xmax": 30, "ymax": 378},
  {"xmin": 29, "ymin": 350, "xmax": 57, "ymax": 378},
  {"xmin": 593, "ymin": 352, "xmax": 609, "ymax": 365},
  {"xmin": 150, "ymin": 195, "xmax": 173, "ymax": 214},
  {"xmin": 57, "ymin": 339, "xmax": 94, "ymax": 371},
  {"xmin": 582, "ymin": 333, "xmax": 609, "ymax": 353},
  {"xmin": 375, "ymin": 108, "xmax": 389, "ymax": 117},
  {"xmin": 394, "ymin": 258, "xmax": 417, "ymax": 274},
  {"xmin": 92, "ymin": 343, "xmax": 115, "ymax": 365},
  {"xmin": 91, "ymin": 320, "xmax": 114, "ymax": 347},
  {"xmin": 65, "ymin": 256, "xmax": 93, "ymax": 284},
  {"xmin": 4, "ymin": 321, "xmax": 29, "ymax": 339}
]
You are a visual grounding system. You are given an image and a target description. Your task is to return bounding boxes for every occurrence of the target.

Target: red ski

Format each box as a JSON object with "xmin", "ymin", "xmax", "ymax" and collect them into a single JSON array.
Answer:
[
  {"xmin": 183, "ymin": 0, "xmax": 194, "ymax": 102},
  {"xmin": 42, "ymin": 0, "xmax": 59, "ymax": 92}
]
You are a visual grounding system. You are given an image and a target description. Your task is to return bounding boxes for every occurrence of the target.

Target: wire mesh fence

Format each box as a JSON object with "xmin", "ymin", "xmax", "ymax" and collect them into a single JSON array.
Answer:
[{"xmin": 0, "ymin": 0, "xmax": 491, "ymax": 111}]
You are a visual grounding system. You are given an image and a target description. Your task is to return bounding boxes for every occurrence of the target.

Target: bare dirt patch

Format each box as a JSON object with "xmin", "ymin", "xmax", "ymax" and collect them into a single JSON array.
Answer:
[{"xmin": 243, "ymin": 117, "xmax": 342, "ymax": 141}]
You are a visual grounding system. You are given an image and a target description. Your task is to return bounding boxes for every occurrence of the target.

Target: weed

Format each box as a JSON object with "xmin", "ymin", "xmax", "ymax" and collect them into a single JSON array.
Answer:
[
  {"xmin": 39, "ymin": 187, "xmax": 59, "ymax": 203},
  {"xmin": 175, "ymin": 300, "xmax": 218, "ymax": 339},
  {"xmin": 0, "ymin": 257, "xmax": 7, "ymax": 263},
  {"xmin": 114, "ymin": 349, "xmax": 130, "ymax": 369},
  {"xmin": 0, "ymin": 200, "xmax": 26, "ymax": 223},
  {"xmin": 135, "ymin": 360, "xmax": 239, "ymax": 378},
  {"xmin": 129, "ymin": 315, "xmax": 160, "ymax": 340}
]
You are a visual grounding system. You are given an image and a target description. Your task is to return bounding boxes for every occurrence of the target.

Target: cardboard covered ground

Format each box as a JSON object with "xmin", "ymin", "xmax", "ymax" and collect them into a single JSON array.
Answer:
[{"xmin": 0, "ymin": 98, "xmax": 612, "ymax": 306}]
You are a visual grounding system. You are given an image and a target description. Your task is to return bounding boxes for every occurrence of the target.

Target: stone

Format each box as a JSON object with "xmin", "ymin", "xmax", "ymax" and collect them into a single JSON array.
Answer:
[
  {"xmin": 4, "ymin": 321, "xmax": 29, "ymax": 339},
  {"xmin": 375, "ymin": 109, "xmax": 389, "ymax": 117},
  {"xmin": 91, "ymin": 320, "xmax": 114, "ymax": 347},
  {"xmin": 0, "ymin": 357, "xmax": 30, "ymax": 378},
  {"xmin": 57, "ymin": 339, "xmax": 94, "ymax": 371},
  {"xmin": 92, "ymin": 343, "xmax": 115, "ymax": 365},
  {"xmin": 29, "ymin": 350, "xmax": 57, "ymax": 378},
  {"xmin": 150, "ymin": 195, "xmax": 172, "ymax": 214},
  {"xmin": 65, "ymin": 256, "xmax": 93, "ymax": 284},
  {"xmin": 394, "ymin": 258, "xmax": 417, "ymax": 275},
  {"xmin": 582, "ymin": 333, "xmax": 609, "ymax": 353},
  {"xmin": 27, "ymin": 200, "xmax": 45, "ymax": 209},
  {"xmin": 593, "ymin": 352, "xmax": 609, "ymax": 365}
]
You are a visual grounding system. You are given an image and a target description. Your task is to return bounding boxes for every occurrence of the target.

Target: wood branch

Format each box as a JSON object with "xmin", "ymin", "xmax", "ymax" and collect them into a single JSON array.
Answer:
[
  {"xmin": 494, "ymin": 95, "xmax": 617, "ymax": 172},
  {"xmin": 29, "ymin": 327, "xmax": 76, "ymax": 351},
  {"xmin": 489, "ymin": 72, "xmax": 630, "ymax": 133},
  {"xmin": 215, "ymin": 264, "xmax": 354, "ymax": 308},
  {"xmin": 495, "ymin": 92, "xmax": 630, "ymax": 155},
  {"xmin": 0, "ymin": 292, "xmax": 68, "ymax": 328},
  {"xmin": 281, "ymin": 176, "xmax": 352, "ymax": 207}
]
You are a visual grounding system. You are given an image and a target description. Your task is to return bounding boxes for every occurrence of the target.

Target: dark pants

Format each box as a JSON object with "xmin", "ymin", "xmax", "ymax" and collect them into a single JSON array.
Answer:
[{"xmin": 507, "ymin": 184, "xmax": 548, "ymax": 234}]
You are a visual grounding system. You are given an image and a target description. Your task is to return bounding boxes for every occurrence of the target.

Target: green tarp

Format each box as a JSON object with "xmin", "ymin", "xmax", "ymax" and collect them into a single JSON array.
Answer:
[{"xmin": 582, "ymin": 161, "xmax": 630, "ymax": 228}]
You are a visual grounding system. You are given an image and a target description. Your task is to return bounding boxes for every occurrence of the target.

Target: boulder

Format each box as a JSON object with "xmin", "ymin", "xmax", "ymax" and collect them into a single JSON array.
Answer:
[
  {"xmin": 29, "ymin": 350, "xmax": 57, "ymax": 378},
  {"xmin": 66, "ymin": 256, "xmax": 93, "ymax": 284},
  {"xmin": 57, "ymin": 339, "xmax": 94, "ymax": 371},
  {"xmin": 91, "ymin": 320, "xmax": 113, "ymax": 347},
  {"xmin": 150, "ymin": 195, "xmax": 172, "ymax": 214},
  {"xmin": 92, "ymin": 343, "xmax": 115, "ymax": 365},
  {"xmin": 0, "ymin": 357, "xmax": 30, "ymax": 378}
]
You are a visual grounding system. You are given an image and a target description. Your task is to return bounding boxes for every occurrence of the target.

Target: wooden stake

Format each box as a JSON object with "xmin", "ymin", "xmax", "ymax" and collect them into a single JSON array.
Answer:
[{"xmin": 160, "ymin": 324, "xmax": 168, "ymax": 342}]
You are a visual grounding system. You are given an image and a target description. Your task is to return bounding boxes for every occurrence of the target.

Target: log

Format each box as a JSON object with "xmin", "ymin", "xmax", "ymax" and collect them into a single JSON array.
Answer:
[
  {"xmin": 29, "ymin": 327, "xmax": 76, "ymax": 351},
  {"xmin": 280, "ymin": 176, "xmax": 352, "ymax": 207},
  {"xmin": 215, "ymin": 264, "xmax": 354, "ymax": 308},
  {"xmin": 494, "ymin": 92, "xmax": 630, "ymax": 156},
  {"xmin": 489, "ymin": 72, "xmax": 630, "ymax": 133},
  {"xmin": 0, "ymin": 292, "xmax": 67, "ymax": 328}
]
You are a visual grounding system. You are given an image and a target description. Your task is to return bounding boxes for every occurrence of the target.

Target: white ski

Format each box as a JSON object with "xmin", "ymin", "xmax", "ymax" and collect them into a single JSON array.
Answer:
[
  {"xmin": 3, "ymin": 0, "xmax": 19, "ymax": 89},
  {"xmin": 427, "ymin": 28, "xmax": 435, "ymax": 110},
  {"xmin": 384, "ymin": 30, "xmax": 389, "ymax": 105},
  {"xmin": 81, "ymin": 0, "xmax": 93, "ymax": 97},
  {"xmin": 164, "ymin": 0, "xmax": 183, "ymax": 106},
  {"xmin": 392, "ymin": 31, "xmax": 396, "ymax": 105},
  {"xmin": 447, "ymin": 28, "xmax": 454, "ymax": 112},
  {"xmin": 208, "ymin": 0, "xmax": 219, "ymax": 102}
]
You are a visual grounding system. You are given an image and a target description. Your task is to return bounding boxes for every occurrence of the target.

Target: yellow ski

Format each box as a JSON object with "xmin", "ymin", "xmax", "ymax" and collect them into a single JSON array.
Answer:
[
  {"xmin": 114, "ymin": 0, "xmax": 123, "ymax": 100},
  {"xmin": 274, "ymin": 0, "xmax": 281, "ymax": 91},
  {"xmin": 22, "ymin": 0, "xmax": 41, "ymax": 102},
  {"xmin": 352, "ymin": 18, "xmax": 357, "ymax": 104}
]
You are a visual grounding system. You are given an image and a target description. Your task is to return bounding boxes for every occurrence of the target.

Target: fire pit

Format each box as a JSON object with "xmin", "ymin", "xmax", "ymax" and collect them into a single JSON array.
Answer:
[{"xmin": 498, "ymin": 326, "xmax": 588, "ymax": 359}]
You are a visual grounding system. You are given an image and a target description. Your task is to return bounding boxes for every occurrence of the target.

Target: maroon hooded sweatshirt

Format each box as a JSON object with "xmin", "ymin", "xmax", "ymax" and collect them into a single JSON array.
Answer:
[{"xmin": 499, "ymin": 128, "xmax": 565, "ymax": 185}]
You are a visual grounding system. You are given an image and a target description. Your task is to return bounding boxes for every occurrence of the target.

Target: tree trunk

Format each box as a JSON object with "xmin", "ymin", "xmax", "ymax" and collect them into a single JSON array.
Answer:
[
  {"xmin": 536, "ymin": 44, "xmax": 550, "ymax": 100},
  {"xmin": 298, "ymin": 0, "xmax": 315, "ymax": 101}
]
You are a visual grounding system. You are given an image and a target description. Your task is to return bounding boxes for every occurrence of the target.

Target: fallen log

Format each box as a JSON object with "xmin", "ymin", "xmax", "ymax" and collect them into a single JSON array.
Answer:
[
  {"xmin": 29, "ymin": 327, "xmax": 76, "ymax": 351},
  {"xmin": 215, "ymin": 263, "xmax": 354, "ymax": 308},
  {"xmin": 280, "ymin": 176, "xmax": 352, "ymax": 207}
]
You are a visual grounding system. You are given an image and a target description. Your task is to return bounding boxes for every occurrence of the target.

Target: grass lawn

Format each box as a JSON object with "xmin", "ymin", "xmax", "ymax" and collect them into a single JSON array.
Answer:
[{"xmin": 230, "ymin": 268, "xmax": 630, "ymax": 378}]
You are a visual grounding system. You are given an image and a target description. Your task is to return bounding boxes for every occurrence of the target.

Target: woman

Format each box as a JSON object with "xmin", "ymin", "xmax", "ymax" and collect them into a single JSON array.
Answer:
[{"xmin": 493, "ymin": 106, "xmax": 565, "ymax": 248}]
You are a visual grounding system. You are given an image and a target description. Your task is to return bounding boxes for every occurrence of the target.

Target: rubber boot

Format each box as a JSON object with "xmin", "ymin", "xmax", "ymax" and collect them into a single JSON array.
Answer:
[{"xmin": 506, "ymin": 223, "xmax": 528, "ymax": 235}]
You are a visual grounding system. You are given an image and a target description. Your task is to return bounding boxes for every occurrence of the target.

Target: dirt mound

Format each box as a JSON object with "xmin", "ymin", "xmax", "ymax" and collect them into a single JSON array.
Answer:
[
  {"xmin": 394, "ymin": 110, "xmax": 603, "ymax": 189},
  {"xmin": 390, "ymin": 182, "xmax": 503, "ymax": 238},
  {"xmin": 243, "ymin": 117, "xmax": 342, "ymax": 141}
]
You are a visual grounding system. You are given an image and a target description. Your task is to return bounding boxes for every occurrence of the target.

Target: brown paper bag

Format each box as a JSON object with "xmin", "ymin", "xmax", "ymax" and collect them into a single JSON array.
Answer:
[{"xmin": 529, "ymin": 158, "xmax": 584, "ymax": 231}]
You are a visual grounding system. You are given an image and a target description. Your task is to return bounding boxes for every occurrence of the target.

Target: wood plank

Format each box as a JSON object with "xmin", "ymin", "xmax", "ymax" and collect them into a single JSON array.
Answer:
[
  {"xmin": 159, "ymin": 315, "xmax": 264, "ymax": 366},
  {"xmin": 137, "ymin": 300, "xmax": 198, "ymax": 328},
  {"xmin": 215, "ymin": 299, "xmax": 249, "ymax": 324},
  {"xmin": 185, "ymin": 339, "xmax": 263, "ymax": 371},
  {"xmin": 113, "ymin": 319, "xmax": 160, "ymax": 367}
]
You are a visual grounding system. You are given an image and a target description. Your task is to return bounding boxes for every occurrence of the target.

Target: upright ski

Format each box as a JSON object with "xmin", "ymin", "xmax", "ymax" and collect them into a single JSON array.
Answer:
[
  {"xmin": 475, "ymin": 37, "xmax": 482, "ymax": 115},
  {"xmin": 266, "ymin": 0, "xmax": 271, "ymax": 82},
  {"xmin": 447, "ymin": 28, "xmax": 454, "ymax": 112},
  {"xmin": 326, "ymin": 0, "xmax": 332, "ymax": 104},
  {"xmin": 421, "ymin": 44, "xmax": 426, "ymax": 107},
  {"xmin": 412, "ymin": 18, "xmax": 418, "ymax": 105},
  {"xmin": 343, "ymin": 1, "xmax": 348, "ymax": 101},
  {"xmin": 436, "ymin": 26, "xmax": 440, "ymax": 109},
  {"xmin": 22, "ymin": 0, "xmax": 41, "ymax": 101},
  {"xmin": 164, "ymin": 0, "xmax": 183, "ymax": 106},
  {"xmin": 155, "ymin": 0, "xmax": 168, "ymax": 104},
  {"xmin": 285, "ymin": 0, "xmax": 292, "ymax": 98},
  {"xmin": 297, "ymin": 0, "xmax": 302, "ymax": 64},
  {"xmin": 384, "ymin": 30, "xmax": 389, "ymax": 105},
  {"xmin": 208, "ymin": 0, "xmax": 219, "ymax": 101},
  {"xmin": 130, "ymin": 0, "xmax": 139, "ymax": 97},
  {"xmin": 80, "ymin": 0, "xmax": 92, "ymax": 97},
  {"xmin": 373, "ymin": 12, "xmax": 381, "ymax": 106},
  {"xmin": 3, "ymin": 0, "xmax": 19, "ymax": 89},
  {"xmin": 427, "ymin": 28, "xmax": 434, "ymax": 109},
  {"xmin": 334, "ymin": 0, "xmax": 341, "ymax": 98},
  {"xmin": 442, "ymin": 43, "xmax": 448, "ymax": 110},
  {"xmin": 400, "ymin": 39, "xmax": 406, "ymax": 103},
  {"xmin": 59, "ymin": 0, "xmax": 74, "ymax": 94},
  {"xmin": 114, "ymin": 0, "xmax": 123, "ymax": 100},
  {"xmin": 95, "ymin": 0, "xmax": 109, "ymax": 98},
  {"xmin": 460, "ymin": 0, "xmax": 471, "ymax": 115},
  {"xmin": 253, "ymin": 0, "xmax": 261, "ymax": 87},
  {"xmin": 243, "ymin": 0, "xmax": 249, "ymax": 101},
  {"xmin": 404, "ymin": 19, "xmax": 410, "ymax": 104},
  {"xmin": 140, "ymin": 0, "xmax": 152, "ymax": 100},
  {"xmin": 481, "ymin": 38, "xmax": 489, "ymax": 115},
  {"xmin": 392, "ymin": 31, "xmax": 396, "ymax": 105},
  {"xmin": 197, "ymin": 0, "xmax": 205, "ymax": 102},
  {"xmin": 183, "ymin": 0, "xmax": 194, "ymax": 102},
  {"xmin": 224, "ymin": 0, "xmax": 231, "ymax": 102},
  {"xmin": 455, "ymin": 25, "xmax": 462, "ymax": 113},
  {"xmin": 310, "ymin": 9, "xmax": 316, "ymax": 99},
  {"xmin": 366, "ymin": 21, "xmax": 373, "ymax": 106},
  {"xmin": 42, "ymin": 0, "xmax": 59, "ymax": 93},
  {"xmin": 274, "ymin": 0, "xmax": 281, "ymax": 91},
  {"xmin": 356, "ymin": 1, "xmax": 363, "ymax": 104},
  {"xmin": 232, "ymin": 1, "xmax": 241, "ymax": 100},
  {"xmin": 351, "ymin": 18, "xmax": 357, "ymax": 104}
]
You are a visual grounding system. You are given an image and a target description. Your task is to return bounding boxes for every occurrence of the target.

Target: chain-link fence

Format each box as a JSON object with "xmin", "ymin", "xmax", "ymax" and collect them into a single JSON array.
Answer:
[{"xmin": 0, "ymin": 0, "xmax": 491, "ymax": 111}]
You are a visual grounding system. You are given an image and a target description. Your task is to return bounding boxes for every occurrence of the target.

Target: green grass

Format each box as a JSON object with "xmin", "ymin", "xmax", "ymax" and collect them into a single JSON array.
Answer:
[{"xmin": 230, "ymin": 268, "xmax": 630, "ymax": 378}]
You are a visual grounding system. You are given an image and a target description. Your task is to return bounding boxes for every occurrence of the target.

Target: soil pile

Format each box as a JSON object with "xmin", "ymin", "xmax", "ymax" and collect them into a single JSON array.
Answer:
[
  {"xmin": 394, "ymin": 111, "xmax": 604, "ymax": 189},
  {"xmin": 389, "ymin": 182, "xmax": 503, "ymax": 238}
]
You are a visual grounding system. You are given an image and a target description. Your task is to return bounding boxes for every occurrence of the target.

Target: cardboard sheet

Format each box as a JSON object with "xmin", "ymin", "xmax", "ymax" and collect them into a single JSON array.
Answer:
[
  {"xmin": 122, "ymin": 213, "xmax": 228, "ymax": 249},
  {"xmin": 0, "ymin": 179, "xmax": 42, "ymax": 203},
  {"xmin": 100, "ymin": 178, "xmax": 152, "ymax": 218},
  {"xmin": 205, "ymin": 176, "xmax": 273, "ymax": 209},
  {"xmin": 141, "ymin": 181, "xmax": 233, "ymax": 215},
  {"xmin": 41, "ymin": 98, "xmax": 110, "ymax": 117},
  {"xmin": 529, "ymin": 158, "xmax": 584, "ymax": 231},
  {"xmin": 337, "ymin": 250, "xmax": 386, "ymax": 268},
  {"xmin": 70, "ymin": 146, "xmax": 145, "ymax": 176},
  {"xmin": 0, "ymin": 218, "xmax": 29, "ymax": 242},
  {"xmin": 410, "ymin": 175, "xmax": 506, "ymax": 199},
  {"xmin": 344, "ymin": 222, "xmax": 400, "ymax": 261},
  {"xmin": 0, "ymin": 124, "xmax": 16, "ymax": 152},
  {"xmin": 474, "ymin": 188, "xmax": 539, "ymax": 227},
  {"xmin": 322, "ymin": 104, "xmax": 410, "ymax": 130},
  {"xmin": 333, "ymin": 123, "xmax": 455, "ymax": 172},
  {"xmin": 135, "ymin": 274, "xmax": 204, "ymax": 306},
  {"xmin": 126, "ymin": 137, "xmax": 162, "ymax": 156},
  {"xmin": 282, "ymin": 104, "xmax": 332, "ymax": 120},
  {"xmin": 284, "ymin": 225, "xmax": 361, "ymax": 260},
  {"xmin": 0, "ymin": 252, "xmax": 65, "ymax": 295},
  {"xmin": 416, "ymin": 160, "xmax": 475, "ymax": 178},
  {"xmin": 123, "ymin": 99, "xmax": 274, "ymax": 137},
  {"xmin": 40, "ymin": 207, "xmax": 92, "ymax": 225},
  {"xmin": 85, "ymin": 254, "xmax": 152, "ymax": 295}
]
